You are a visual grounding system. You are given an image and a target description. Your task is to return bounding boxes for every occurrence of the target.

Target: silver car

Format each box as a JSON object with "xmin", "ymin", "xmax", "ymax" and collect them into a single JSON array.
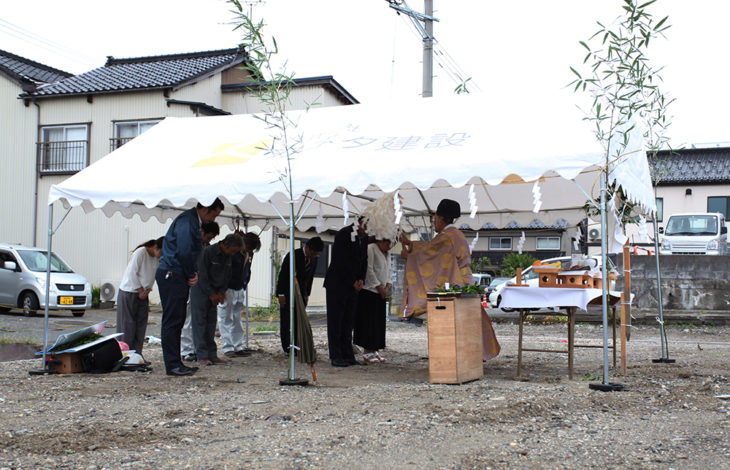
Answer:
[{"xmin": 0, "ymin": 244, "xmax": 91, "ymax": 317}]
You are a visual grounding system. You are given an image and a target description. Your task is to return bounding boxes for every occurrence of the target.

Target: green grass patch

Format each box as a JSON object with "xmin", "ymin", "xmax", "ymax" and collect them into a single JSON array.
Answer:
[{"xmin": 254, "ymin": 325, "xmax": 278, "ymax": 332}]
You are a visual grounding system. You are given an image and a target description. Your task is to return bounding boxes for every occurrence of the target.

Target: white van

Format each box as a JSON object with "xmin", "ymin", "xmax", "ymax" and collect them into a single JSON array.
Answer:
[{"xmin": 659, "ymin": 213, "xmax": 728, "ymax": 255}]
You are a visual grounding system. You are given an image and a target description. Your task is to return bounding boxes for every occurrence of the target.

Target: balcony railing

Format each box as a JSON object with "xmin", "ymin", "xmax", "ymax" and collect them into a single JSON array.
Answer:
[
  {"xmin": 109, "ymin": 136, "xmax": 135, "ymax": 152},
  {"xmin": 37, "ymin": 140, "xmax": 88, "ymax": 174}
]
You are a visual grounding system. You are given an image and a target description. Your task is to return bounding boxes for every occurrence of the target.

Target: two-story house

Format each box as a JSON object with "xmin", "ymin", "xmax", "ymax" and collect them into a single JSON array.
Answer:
[{"xmin": 1, "ymin": 47, "xmax": 357, "ymax": 308}]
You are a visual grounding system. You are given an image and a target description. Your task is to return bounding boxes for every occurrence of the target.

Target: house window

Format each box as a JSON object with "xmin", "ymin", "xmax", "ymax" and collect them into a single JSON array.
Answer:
[
  {"xmin": 489, "ymin": 237, "xmax": 512, "ymax": 251},
  {"xmin": 536, "ymin": 237, "xmax": 560, "ymax": 250},
  {"xmin": 655, "ymin": 197, "xmax": 664, "ymax": 222},
  {"xmin": 111, "ymin": 120, "xmax": 160, "ymax": 151},
  {"xmin": 708, "ymin": 196, "xmax": 730, "ymax": 218},
  {"xmin": 39, "ymin": 125, "xmax": 89, "ymax": 174}
]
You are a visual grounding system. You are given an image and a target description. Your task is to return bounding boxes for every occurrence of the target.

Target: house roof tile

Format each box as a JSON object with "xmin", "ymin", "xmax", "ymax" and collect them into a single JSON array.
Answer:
[
  {"xmin": 25, "ymin": 47, "xmax": 246, "ymax": 98},
  {"xmin": 652, "ymin": 147, "xmax": 730, "ymax": 185},
  {"xmin": 460, "ymin": 219, "xmax": 568, "ymax": 231},
  {"xmin": 0, "ymin": 49, "xmax": 72, "ymax": 91}
]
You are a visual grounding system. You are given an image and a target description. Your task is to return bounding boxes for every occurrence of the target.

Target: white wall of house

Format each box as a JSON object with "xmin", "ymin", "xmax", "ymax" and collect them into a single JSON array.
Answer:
[
  {"xmin": 0, "ymin": 77, "xmax": 38, "ymax": 246},
  {"xmin": 223, "ymin": 85, "xmax": 347, "ymax": 115},
  {"xmin": 28, "ymin": 91, "xmax": 198, "ymax": 299},
  {"xmin": 171, "ymin": 74, "xmax": 224, "ymax": 109}
]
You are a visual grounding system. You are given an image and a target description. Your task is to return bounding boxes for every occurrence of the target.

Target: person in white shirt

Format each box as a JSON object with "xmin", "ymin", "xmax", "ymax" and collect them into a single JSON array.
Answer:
[
  {"xmin": 116, "ymin": 237, "xmax": 163, "ymax": 355},
  {"xmin": 354, "ymin": 239, "xmax": 392, "ymax": 363}
]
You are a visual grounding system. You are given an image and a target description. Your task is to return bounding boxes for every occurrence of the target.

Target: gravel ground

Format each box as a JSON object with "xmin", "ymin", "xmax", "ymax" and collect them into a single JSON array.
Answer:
[{"xmin": 0, "ymin": 319, "xmax": 728, "ymax": 469}]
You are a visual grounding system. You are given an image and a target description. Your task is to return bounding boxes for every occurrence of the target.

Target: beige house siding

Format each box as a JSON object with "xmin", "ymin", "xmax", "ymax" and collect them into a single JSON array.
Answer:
[
  {"xmin": 0, "ymin": 77, "xmax": 38, "ymax": 246},
  {"xmin": 223, "ymin": 85, "xmax": 346, "ymax": 115},
  {"xmin": 30, "ymin": 91, "xmax": 202, "ymax": 296},
  {"xmin": 170, "ymin": 75, "xmax": 224, "ymax": 109}
]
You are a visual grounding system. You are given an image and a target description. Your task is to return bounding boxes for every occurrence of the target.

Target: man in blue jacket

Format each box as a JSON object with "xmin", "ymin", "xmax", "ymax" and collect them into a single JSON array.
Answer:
[{"xmin": 155, "ymin": 198, "xmax": 224, "ymax": 376}]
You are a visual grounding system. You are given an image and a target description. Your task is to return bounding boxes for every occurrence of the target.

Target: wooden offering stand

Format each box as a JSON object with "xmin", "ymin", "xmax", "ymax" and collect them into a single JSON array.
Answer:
[
  {"xmin": 532, "ymin": 265, "xmax": 560, "ymax": 287},
  {"xmin": 507, "ymin": 267, "xmax": 528, "ymax": 287},
  {"xmin": 557, "ymin": 270, "xmax": 593, "ymax": 288},
  {"xmin": 591, "ymin": 271, "xmax": 618, "ymax": 289}
]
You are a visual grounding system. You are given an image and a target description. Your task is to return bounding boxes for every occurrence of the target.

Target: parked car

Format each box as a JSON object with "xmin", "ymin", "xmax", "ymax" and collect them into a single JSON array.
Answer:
[
  {"xmin": 471, "ymin": 273, "xmax": 492, "ymax": 290},
  {"xmin": 488, "ymin": 255, "xmax": 615, "ymax": 311},
  {"xmin": 659, "ymin": 212, "xmax": 728, "ymax": 255},
  {"xmin": 485, "ymin": 277, "xmax": 510, "ymax": 306},
  {"xmin": 0, "ymin": 244, "xmax": 91, "ymax": 317}
]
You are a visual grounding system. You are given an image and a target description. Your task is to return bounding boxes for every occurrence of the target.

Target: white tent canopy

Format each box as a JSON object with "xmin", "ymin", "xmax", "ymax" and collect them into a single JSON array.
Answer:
[{"xmin": 49, "ymin": 93, "xmax": 656, "ymax": 231}]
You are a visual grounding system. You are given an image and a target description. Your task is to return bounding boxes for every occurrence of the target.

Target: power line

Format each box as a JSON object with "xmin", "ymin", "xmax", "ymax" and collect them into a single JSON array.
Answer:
[
  {"xmin": 0, "ymin": 18, "xmax": 97, "ymax": 68},
  {"xmin": 396, "ymin": 14, "xmax": 480, "ymax": 93}
]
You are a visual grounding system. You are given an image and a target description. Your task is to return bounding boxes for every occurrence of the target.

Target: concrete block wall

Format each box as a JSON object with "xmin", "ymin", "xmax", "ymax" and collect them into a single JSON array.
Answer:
[{"xmin": 618, "ymin": 255, "xmax": 730, "ymax": 310}]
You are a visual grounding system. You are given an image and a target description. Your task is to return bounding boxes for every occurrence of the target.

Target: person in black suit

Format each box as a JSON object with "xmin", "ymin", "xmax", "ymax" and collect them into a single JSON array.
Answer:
[
  {"xmin": 324, "ymin": 218, "xmax": 369, "ymax": 367},
  {"xmin": 277, "ymin": 237, "xmax": 324, "ymax": 355}
]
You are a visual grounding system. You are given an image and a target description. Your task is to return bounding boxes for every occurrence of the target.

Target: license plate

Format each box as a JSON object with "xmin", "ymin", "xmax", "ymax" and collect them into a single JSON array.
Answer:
[{"xmin": 59, "ymin": 296, "xmax": 73, "ymax": 305}]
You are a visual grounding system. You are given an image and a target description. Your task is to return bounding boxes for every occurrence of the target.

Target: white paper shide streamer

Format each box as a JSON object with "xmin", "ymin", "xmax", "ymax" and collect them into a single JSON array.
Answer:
[
  {"xmin": 517, "ymin": 231, "xmax": 526, "ymax": 254},
  {"xmin": 393, "ymin": 191, "xmax": 403, "ymax": 224},
  {"xmin": 469, "ymin": 232, "xmax": 479, "ymax": 253},
  {"xmin": 609, "ymin": 195, "xmax": 628, "ymax": 252},
  {"xmin": 468, "ymin": 184, "xmax": 478, "ymax": 218},
  {"xmin": 342, "ymin": 193, "xmax": 350, "ymax": 226},
  {"xmin": 638, "ymin": 215, "xmax": 649, "ymax": 243},
  {"xmin": 532, "ymin": 181, "xmax": 542, "ymax": 213},
  {"xmin": 361, "ymin": 191, "xmax": 403, "ymax": 243},
  {"xmin": 573, "ymin": 225, "xmax": 582, "ymax": 250}
]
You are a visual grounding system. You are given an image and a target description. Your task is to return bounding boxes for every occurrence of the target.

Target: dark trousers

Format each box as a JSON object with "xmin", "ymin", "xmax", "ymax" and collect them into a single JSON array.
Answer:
[
  {"xmin": 279, "ymin": 300, "xmax": 296, "ymax": 355},
  {"xmin": 326, "ymin": 284, "xmax": 357, "ymax": 362},
  {"xmin": 115, "ymin": 290, "xmax": 149, "ymax": 355},
  {"xmin": 156, "ymin": 269, "xmax": 190, "ymax": 373},
  {"xmin": 354, "ymin": 289, "xmax": 386, "ymax": 351},
  {"xmin": 190, "ymin": 286, "xmax": 219, "ymax": 361}
]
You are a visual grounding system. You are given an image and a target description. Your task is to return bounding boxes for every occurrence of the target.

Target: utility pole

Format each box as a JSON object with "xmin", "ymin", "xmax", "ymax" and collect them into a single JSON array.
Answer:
[
  {"xmin": 422, "ymin": 0, "xmax": 433, "ymax": 97},
  {"xmin": 387, "ymin": 0, "xmax": 439, "ymax": 98}
]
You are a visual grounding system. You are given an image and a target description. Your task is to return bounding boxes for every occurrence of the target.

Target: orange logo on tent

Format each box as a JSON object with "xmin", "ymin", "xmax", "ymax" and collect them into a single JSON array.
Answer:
[{"xmin": 191, "ymin": 139, "xmax": 271, "ymax": 167}]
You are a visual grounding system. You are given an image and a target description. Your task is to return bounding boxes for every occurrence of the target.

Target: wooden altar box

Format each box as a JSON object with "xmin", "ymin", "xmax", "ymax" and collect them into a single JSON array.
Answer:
[
  {"xmin": 533, "ymin": 266, "xmax": 561, "ymax": 287},
  {"xmin": 49, "ymin": 352, "xmax": 84, "ymax": 374},
  {"xmin": 426, "ymin": 295, "xmax": 483, "ymax": 384},
  {"xmin": 591, "ymin": 272, "xmax": 617, "ymax": 289},
  {"xmin": 557, "ymin": 270, "xmax": 592, "ymax": 288}
]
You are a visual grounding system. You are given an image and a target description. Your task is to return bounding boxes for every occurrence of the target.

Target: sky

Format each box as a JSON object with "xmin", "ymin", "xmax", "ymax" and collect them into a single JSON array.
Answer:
[{"xmin": 2, "ymin": 0, "xmax": 729, "ymax": 147}]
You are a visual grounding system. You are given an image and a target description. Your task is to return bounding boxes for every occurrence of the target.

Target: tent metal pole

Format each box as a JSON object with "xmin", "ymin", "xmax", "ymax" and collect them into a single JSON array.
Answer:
[
  {"xmin": 287, "ymin": 200, "xmax": 297, "ymax": 381},
  {"xmin": 244, "ymin": 219, "xmax": 250, "ymax": 351},
  {"xmin": 41, "ymin": 204, "xmax": 53, "ymax": 371},
  {"xmin": 599, "ymin": 170, "xmax": 610, "ymax": 384},
  {"xmin": 652, "ymin": 217, "xmax": 672, "ymax": 362}
]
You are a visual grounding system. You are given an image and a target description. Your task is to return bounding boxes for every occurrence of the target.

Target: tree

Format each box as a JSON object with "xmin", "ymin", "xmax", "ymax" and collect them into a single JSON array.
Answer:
[
  {"xmin": 569, "ymin": 0, "xmax": 673, "ymax": 224},
  {"xmin": 500, "ymin": 253, "xmax": 536, "ymax": 278}
]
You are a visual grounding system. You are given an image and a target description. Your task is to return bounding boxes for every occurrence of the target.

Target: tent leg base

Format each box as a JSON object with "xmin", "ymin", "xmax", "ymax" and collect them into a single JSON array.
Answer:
[
  {"xmin": 652, "ymin": 358, "xmax": 676, "ymax": 364},
  {"xmin": 279, "ymin": 378, "xmax": 308, "ymax": 387},
  {"xmin": 589, "ymin": 382, "xmax": 625, "ymax": 392},
  {"xmin": 28, "ymin": 369, "xmax": 54, "ymax": 376}
]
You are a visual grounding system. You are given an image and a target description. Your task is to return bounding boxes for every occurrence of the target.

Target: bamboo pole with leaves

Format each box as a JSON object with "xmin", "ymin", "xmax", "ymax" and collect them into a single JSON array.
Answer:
[
  {"xmin": 569, "ymin": 0, "xmax": 673, "ymax": 386},
  {"xmin": 229, "ymin": 1, "xmax": 312, "ymax": 384}
]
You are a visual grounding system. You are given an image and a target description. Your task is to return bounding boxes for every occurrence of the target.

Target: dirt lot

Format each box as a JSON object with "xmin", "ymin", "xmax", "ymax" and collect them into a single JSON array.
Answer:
[{"xmin": 0, "ymin": 317, "xmax": 728, "ymax": 469}]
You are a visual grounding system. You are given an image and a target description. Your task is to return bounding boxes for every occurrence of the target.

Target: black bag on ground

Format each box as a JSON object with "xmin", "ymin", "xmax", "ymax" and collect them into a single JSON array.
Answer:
[{"xmin": 80, "ymin": 339, "xmax": 123, "ymax": 373}]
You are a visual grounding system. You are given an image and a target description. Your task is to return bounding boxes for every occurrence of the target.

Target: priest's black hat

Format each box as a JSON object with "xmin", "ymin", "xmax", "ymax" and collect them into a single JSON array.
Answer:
[{"xmin": 436, "ymin": 199, "xmax": 461, "ymax": 219}]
